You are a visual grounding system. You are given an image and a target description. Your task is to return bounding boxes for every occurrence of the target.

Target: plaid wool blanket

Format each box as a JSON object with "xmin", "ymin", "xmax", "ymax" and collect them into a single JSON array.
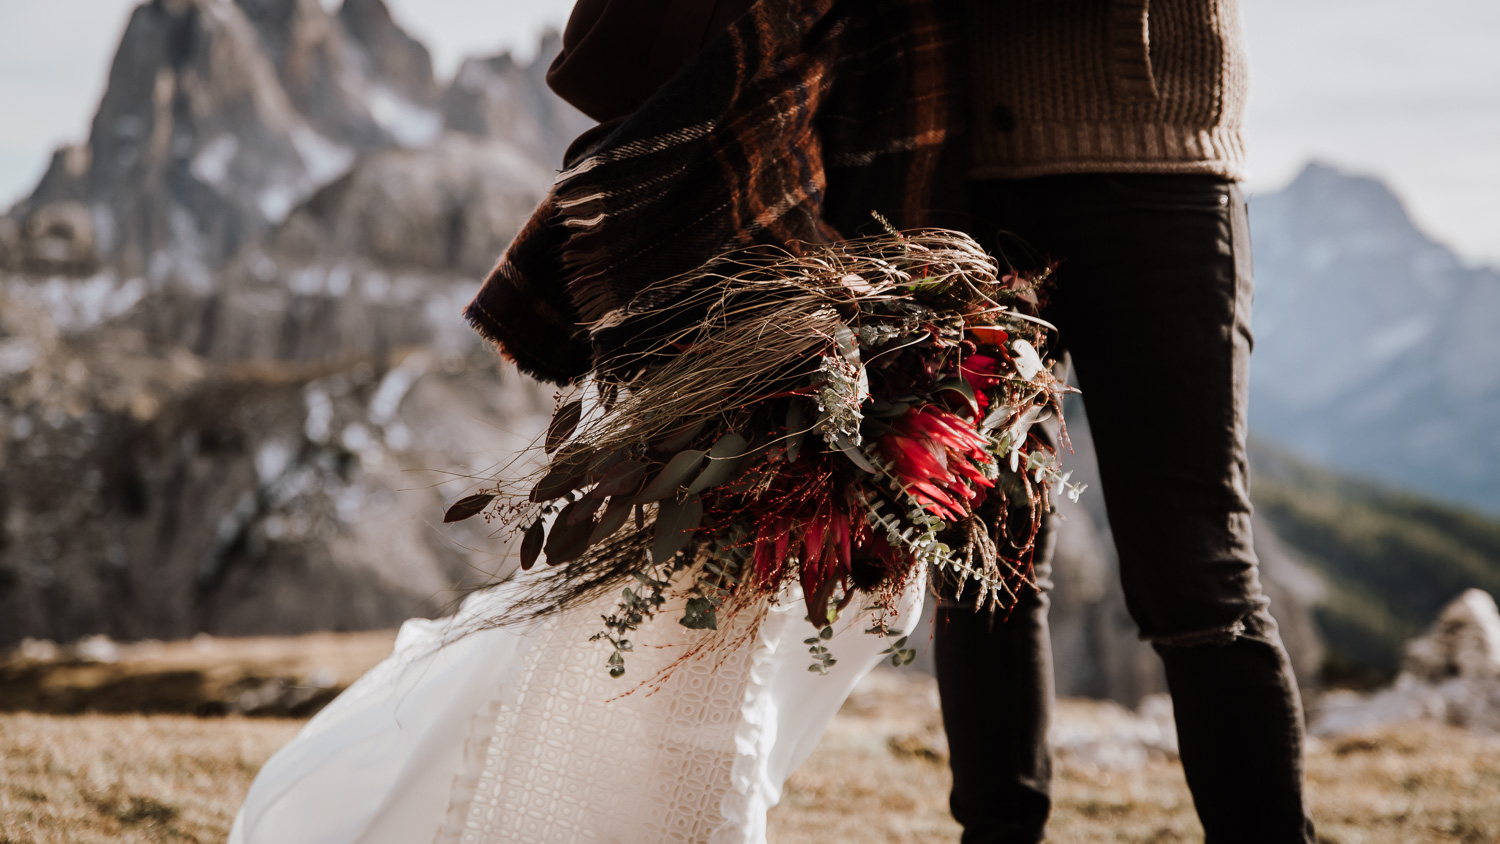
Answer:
[{"xmin": 465, "ymin": 0, "xmax": 964, "ymax": 386}]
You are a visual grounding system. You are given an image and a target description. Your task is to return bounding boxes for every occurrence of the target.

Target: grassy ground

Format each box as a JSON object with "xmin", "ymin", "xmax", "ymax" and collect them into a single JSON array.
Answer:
[
  {"xmin": 0, "ymin": 712, "xmax": 299, "ymax": 843},
  {"xmin": 770, "ymin": 683, "xmax": 1500, "ymax": 844},
  {"xmin": 4, "ymin": 690, "xmax": 1499, "ymax": 843}
]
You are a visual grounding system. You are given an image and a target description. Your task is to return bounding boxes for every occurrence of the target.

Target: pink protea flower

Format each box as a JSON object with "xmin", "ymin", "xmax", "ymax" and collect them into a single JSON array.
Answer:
[{"xmin": 879, "ymin": 405, "xmax": 994, "ymax": 520}]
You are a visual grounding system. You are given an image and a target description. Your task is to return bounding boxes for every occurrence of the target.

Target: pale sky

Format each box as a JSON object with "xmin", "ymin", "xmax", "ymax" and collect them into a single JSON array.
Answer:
[{"xmin": 2, "ymin": 0, "xmax": 1497, "ymax": 265}]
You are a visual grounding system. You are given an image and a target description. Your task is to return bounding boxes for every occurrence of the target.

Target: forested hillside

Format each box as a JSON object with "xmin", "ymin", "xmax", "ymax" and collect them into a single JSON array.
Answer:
[{"xmin": 1252, "ymin": 442, "xmax": 1500, "ymax": 682}]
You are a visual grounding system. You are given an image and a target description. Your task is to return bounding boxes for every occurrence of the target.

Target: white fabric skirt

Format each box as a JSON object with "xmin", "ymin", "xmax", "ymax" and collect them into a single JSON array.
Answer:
[{"xmin": 231, "ymin": 571, "xmax": 925, "ymax": 844}]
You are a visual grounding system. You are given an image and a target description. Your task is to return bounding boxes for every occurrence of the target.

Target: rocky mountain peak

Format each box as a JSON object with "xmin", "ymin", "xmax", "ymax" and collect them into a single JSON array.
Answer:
[
  {"xmin": 233, "ymin": 0, "xmax": 391, "ymax": 149},
  {"xmin": 70, "ymin": 0, "xmax": 326, "ymax": 276},
  {"xmin": 442, "ymin": 33, "xmax": 591, "ymax": 167},
  {"xmin": 0, "ymin": 0, "xmax": 590, "ymax": 651},
  {"xmin": 337, "ymin": 0, "xmax": 440, "ymax": 106},
  {"xmin": 4, "ymin": 0, "xmax": 525, "ymax": 280},
  {"xmin": 1266, "ymin": 161, "xmax": 1430, "ymax": 249},
  {"xmin": 1249, "ymin": 162, "xmax": 1500, "ymax": 513}
]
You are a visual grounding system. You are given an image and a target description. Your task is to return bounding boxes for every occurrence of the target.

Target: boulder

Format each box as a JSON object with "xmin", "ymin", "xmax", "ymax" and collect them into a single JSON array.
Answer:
[
  {"xmin": 17, "ymin": 201, "xmax": 100, "ymax": 276},
  {"xmin": 1311, "ymin": 589, "xmax": 1500, "ymax": 735},
  {"xmin": 1403, "ymin": 588, "xmax": 1500, "ymax": 682}
]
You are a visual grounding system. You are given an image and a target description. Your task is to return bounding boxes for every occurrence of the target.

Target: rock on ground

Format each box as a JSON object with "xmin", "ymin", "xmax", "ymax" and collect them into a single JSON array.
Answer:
[{"xmin": 1312, "ymin": 589, "xmax": 1500, "ymax": 736}]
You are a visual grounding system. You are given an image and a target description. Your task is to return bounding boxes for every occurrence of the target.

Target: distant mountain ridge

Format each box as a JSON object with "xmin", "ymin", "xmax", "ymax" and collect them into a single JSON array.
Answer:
[
  {"xmin": 1249, "ymin": 162, "xmax": 1500, "ymax": 514},
  {"xmin": 0, "ymin": 0, "xmax": 587, "ymax": 281}
]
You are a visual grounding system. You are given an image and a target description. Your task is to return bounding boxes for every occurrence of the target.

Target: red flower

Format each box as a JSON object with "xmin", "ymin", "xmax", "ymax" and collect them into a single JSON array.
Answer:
[
  {"xmin": 743, "ymin": 455, "xmax": 863, "ymax": 625},
  {"xmin": 879, "ymin": 406, "xmax": 994, "ymax": 520},
  {"xmin": 959, "ymin": 353, "xmax": 1004, "ymax": 413},
  {"xmin": 969, "ymin": 326, "xmax": 1009, "ymax": 348}
]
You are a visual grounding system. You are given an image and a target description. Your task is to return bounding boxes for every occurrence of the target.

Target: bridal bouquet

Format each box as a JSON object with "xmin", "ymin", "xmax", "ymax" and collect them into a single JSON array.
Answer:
[{"xmin": 447, "ymin": 228, "xmax": 1081, "ymax": 676}]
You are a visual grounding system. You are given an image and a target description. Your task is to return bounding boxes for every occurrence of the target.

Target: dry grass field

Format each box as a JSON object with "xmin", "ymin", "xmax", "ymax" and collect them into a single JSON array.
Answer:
[
  {"xmin": 0, "ymin": 712, "xmax": 298, "ymax": 843},
  {"xmin": 3, "ymin": 644, "xmax": 1500, "ymax": 843},
  {"xmin": 771, "ymin": 678, "xmax": 1500, "ymax": 844}
]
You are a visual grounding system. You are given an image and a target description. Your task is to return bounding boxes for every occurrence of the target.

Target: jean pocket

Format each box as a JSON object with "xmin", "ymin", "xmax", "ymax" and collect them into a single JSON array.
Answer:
[{"xmin": 1100, "ymin": 174, "xmax": 1233, "ymax": 210}]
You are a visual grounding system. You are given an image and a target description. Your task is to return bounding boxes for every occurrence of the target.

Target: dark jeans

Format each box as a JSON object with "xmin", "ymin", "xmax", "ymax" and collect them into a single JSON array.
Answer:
[{"xmin": 935, "ymin": 174, "xmax": 1316, "ymax": 843}]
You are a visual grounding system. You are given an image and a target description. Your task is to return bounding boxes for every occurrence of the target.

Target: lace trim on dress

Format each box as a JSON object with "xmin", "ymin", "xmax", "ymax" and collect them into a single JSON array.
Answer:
[{"xmin": 434, "ymin": 584, "xmax": 767, "ymax": 844}]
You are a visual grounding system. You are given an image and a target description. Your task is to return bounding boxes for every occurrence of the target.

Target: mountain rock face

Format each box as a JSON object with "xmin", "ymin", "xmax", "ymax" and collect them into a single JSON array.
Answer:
[
  {"xmin": 0, "ymin": 278, "xmax": 545, "ymax": 644},
  {"xmin": 337, "ymin": 0, "xmax": 442, "ymax": 107},
  {"xmin": 1249, "ymin": 163, "xmax": 1500, "ymax": 514},
  {"xmin": 271, "ymin": 133, "xmax": 551, "ymax": 279},
  {"xmin": 0, "ymin": 0, "xmax": 573, "ymax": 647},
  {"xmin": 234, "ymin": 0, "xmax": 393, "ymax": 149},
  {"xmin": 443, "ymin": 33, "xmax": 593, "ymax": 165},
  {"xmin": 0, "ymin": 0, "xmax": 554, "ymax": 283},
  {"xmin": 11, "ymin": 0, "xmax": 353, "ymax": 278}
]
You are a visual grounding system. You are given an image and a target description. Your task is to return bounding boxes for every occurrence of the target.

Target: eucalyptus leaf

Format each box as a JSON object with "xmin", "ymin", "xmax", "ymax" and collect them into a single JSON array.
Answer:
[
  {"xmin": 565, "ymin": 495, "xmax": 604, "ymax": 525},
  {"xmin": 652, "ymin": 493, "xmax": 703, "ymax": 563},
  {"xmin": 833, "ymin": 322, "xmax": 859, "ymax": 360},
  {"xmin": 519, "ymin": 518, "xmax": 545, "ymax": 570},
  {"xmin": 590, "ymin": 496, "xmax": 633, "ymax": 544},
  {"xmin": 443, "ymin": 492, "xmax": 494, "ymax": 523},
  {"xmin": 867, "ymin": 400, "xmax": 911, "ymax": 419},
  {"xmin": 655, "ymin": 419, "xmax": 707, "ymax": 454},
  {"xmin": 637, "ymin": 450, "xmax": 707, "ymax": 503},
  {"xmin": 544, "ymin": 499, "xmax": 596, "ymax": 564},
  {"xmin": 588, "ymin": 448, "xmax": 626, "ymax": 475},
  {"xmin": 686, "ymin": 433, "xmax": 749, "ymax": 496},
  {"xmin": 980, "ymin": 402, "xmax": 1016, "ymax": 432},
  {"xmin": 785, "ymin": 401, "xmax": 808, "ymax": 463},
  {"xmin": 679, "ymin": 596, "xmax": 719, "ymax": 630},
  {"xmin": 544, "ymin": 399, "xmax": 583, "ymax": 454},
  {"xmin": 591, "ymin": 459, "xmax": 650, "ymax": 499},
  {"xmin": 787, "ymin": 429, "xmax": 806, "ymax": 464},
  {"xmin": 833, "ymin": 432, "xmax": 876, "ymax": 473},
  {"xmin": 529, "ymin": 458, "xmax": 591, "ymax": 503}
]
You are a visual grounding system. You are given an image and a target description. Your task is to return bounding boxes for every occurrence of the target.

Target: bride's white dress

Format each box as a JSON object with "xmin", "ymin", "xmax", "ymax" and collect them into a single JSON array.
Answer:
[{"xmin": 230, "ymin": 570, "xmax": 925, "ymax": 844}]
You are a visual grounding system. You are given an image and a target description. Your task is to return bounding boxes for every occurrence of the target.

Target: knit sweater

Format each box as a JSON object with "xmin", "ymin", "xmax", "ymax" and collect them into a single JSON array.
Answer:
[{"xmin": 965, "ymin": 0, "xmax": 1249, "ymax": 181}]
